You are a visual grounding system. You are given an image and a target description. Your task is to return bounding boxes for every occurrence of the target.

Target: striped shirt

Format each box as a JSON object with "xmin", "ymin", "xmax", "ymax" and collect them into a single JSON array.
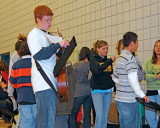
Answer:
[
  {"xmin": 10, "ymin": 55, "xmax": 32, "ymax": 88},
  {"xmin": 9, "ymin": 55, "xmax": 36, "ymax": 104},
  {"xmin": 113, "ymin": 50, "xmax": 138, "ymax": 103}
]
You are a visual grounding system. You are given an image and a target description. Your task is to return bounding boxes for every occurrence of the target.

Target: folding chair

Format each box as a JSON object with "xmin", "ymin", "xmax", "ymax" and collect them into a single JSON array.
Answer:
[
  {"xmin": 0, "ymin": 99, "xmax": 16, "ymax": 128},
  {"xmin": 136, "ymin": 97, "xmax": 160, "ymax": 128}
]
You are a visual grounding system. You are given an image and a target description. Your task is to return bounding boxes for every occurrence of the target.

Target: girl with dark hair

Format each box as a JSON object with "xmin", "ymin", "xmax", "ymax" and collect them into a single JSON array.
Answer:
[
  {"xmin": 79, "ymin": 47, "xmax": 91, "ymax": 61},
  {"xmin": 70, "ymin": 47, "xmax": 92, "ymax": 128},
  {"xmin": 0, "ymin": 60, "xmax": 9, "ymax": 89},
  {"xmin": 143, "ymin": 40, "xmax": 160, "ymax": 128},
  {"xmin": 0, "ymin": 60, "xmax": 11, "ymax": 123}
]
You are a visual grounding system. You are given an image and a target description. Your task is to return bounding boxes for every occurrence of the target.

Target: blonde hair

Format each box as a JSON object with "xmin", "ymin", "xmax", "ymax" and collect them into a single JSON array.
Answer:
[
  {"xmin": 95, "ymin": 40, "xmax": 108, "ymax": 53},
  {"xmin": 116, "ymin": 39, "xmax": 124, "ymax": 55},
  {"xmin": 93, "ymin": 42, "xmax": 96, "ymax": 50}
]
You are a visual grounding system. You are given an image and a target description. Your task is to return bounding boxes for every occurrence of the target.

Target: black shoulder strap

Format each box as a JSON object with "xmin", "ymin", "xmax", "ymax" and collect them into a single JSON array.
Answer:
[{"xmin": 34, "ymin": 60, "xmax": 64, "ymax": 98}]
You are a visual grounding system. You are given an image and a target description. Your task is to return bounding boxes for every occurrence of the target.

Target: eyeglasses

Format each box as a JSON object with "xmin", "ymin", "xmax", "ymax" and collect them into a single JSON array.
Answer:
[{"xmin": 43, "ymin": 17, "xmax": 54, "ymax": 22}]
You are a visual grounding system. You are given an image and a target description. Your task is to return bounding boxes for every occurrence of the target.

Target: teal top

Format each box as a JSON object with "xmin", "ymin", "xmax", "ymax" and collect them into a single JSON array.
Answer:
[
  {"xmin": 91, "ymin": 87, "xmax": 114, "ymax": 93},
  {"xmin": 143, "ymin": 57, "xmax": 160, "ymax": 90}
]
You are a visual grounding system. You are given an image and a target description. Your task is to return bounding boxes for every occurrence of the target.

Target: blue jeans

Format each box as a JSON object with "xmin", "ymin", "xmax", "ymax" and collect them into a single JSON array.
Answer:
[
  {"xmin": 91, "ymin": 92, "xmax": 112, "ymax": 128},
  {"xmin": 18, "ymin": 104, "xmax": 37, "ymax": 128},
  {"xmin": 145, "ymin": 95, "xmax": 160, "ymax": 128},
  {"xmin": 55, "ymin": 115, "xmax": 69, "ymax": 128},
  {"xmin": 70, "ymin": 94, "xmax": 92, "ymax": 128},
  {"xmin": 35, "ymin": 89, "xmax": 58, "ymax": 128},
  {"xmin": 116, "ymin": 101, "xmax": 140, "ymax": 128}
]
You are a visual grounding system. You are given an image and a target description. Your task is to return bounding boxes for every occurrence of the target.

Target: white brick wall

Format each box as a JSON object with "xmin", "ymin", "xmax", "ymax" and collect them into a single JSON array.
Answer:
[{"xmin": 0, "ymin": 0, "xmax": 159, "ymax": 66}]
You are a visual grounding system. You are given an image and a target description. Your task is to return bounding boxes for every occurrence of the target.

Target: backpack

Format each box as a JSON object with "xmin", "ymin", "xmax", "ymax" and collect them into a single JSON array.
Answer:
[{"xmin": 137, "ymin": 65, "xmax": 145, "ymax": 82}]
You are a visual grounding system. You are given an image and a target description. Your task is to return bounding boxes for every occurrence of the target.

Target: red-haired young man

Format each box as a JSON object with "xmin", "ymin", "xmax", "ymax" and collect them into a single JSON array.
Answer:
[{"xmin": 27, "ymin": 5, "xmax": 69, "ymax": 128}]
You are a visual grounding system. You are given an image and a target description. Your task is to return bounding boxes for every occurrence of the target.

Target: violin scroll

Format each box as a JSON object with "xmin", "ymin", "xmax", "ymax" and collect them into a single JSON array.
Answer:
[{"xmin": 56, "ymin": 28, "xmax": 62, "ymax": 37}]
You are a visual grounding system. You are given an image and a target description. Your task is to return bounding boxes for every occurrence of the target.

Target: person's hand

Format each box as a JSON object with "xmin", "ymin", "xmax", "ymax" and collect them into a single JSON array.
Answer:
[
  {"xmin": 0, "ymin": 81, "xmax": 2, "ymax": 87},
  {"xmin": 156, "ymin": 74, "xmax": 160, "ymax": 80},
  {"xmin": 143, "ymin": 96, "xmax": 150, "ymax": 103},
  {"xmin": 2, "ymin": 83, "xmax": 7, "ymax": 89},
  {"xmin": 111, "ymin": 56, "xmax": 116, "ymax": 62},
  {"xmin": 59, "ymin": 40, "xmax": 69, "ymax": 48}
]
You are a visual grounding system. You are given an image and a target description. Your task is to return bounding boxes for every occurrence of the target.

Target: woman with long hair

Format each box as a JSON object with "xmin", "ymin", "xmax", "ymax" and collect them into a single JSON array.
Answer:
[
  {"xmin": 89, "ymin": 40, "xmax": 116, "ymax": 128},
  {"xmin": 0, "ymin": 60, "xmax": 9, "ymax": 89},
  {"xmin": 143, "ymin": 40, "xmax": 160, "ymax": 128},
  {"xmin": 0, "ymin": 60, "xmax": 11, "ymax": 123}
]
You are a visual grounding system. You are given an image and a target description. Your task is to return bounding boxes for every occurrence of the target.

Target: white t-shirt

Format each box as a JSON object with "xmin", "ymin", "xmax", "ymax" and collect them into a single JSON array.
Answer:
[{"xmin": 27, "ymin": 27, "xmax": 62, "ymax": 93}]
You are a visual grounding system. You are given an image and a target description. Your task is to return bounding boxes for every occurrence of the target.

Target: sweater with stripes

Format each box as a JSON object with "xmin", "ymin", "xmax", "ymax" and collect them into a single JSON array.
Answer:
[
  {"xmin": 9, "ymin": 55, "xmax": 36, "ymax": 104},
  {"xmin": 113, "ymin": 50, "xmax": 142, "ymax": 103}
]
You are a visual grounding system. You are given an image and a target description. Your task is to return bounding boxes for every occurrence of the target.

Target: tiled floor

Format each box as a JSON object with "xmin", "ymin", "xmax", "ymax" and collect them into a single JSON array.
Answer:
[
  {"xmin": 0, "ymin": 113, "xmax": 150, "ymax": 128},
  {"xmin": 0, "ymin": 119, "xmax": 12, "ymax": 128},
  {"xmin": 0, "ymin": 114, "xmax": 19, "ymax": 128},
  {"xmin": 12, "ymin": 114, "xmax": 19, "ymax": 128}
]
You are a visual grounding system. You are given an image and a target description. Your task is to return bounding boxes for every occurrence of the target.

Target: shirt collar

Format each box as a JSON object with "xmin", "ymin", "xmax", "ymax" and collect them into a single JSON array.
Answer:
[
  {"xmin": 39, "ymin": 29, "xmax": 52, "ymax": 35},
  {"xmin": 121, "ymin": 49, "xmax": 132, "ymax": 55},
  {"xmin": 21, "ymin": 55, "xmax": 31, "ymax": 59}
]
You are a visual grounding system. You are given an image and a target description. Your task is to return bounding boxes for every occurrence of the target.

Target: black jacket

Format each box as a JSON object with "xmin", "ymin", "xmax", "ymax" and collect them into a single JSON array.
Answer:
[
  {"xmin": 0, "ymin": 87, "xmax": 8, "ymax": 100},
  {"xmin": 89, "ymin": 54, "xmax": 115, "ymax": 90}
]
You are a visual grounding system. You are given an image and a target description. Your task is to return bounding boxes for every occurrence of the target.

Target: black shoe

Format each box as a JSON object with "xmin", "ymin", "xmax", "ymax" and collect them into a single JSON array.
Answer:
[
  {"xmin": 13, "ymin": 109, "xmax": 19, "ymax": 115},
  {"xmin": 4, "ymin": 120, "xmax": 11, "ymax": 123}
]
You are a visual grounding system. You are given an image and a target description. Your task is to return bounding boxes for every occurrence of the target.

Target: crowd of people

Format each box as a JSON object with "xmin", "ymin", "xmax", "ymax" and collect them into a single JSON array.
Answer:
[{"xmin": 0, "ymin": 4, "xmax": 160, "ymax": 128}]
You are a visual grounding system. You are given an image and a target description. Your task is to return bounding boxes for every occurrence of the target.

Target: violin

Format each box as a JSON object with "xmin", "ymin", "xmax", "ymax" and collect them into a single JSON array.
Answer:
[{"xmin": 56, "ymin": 28, "xmax": 68, "ymax": 102}]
